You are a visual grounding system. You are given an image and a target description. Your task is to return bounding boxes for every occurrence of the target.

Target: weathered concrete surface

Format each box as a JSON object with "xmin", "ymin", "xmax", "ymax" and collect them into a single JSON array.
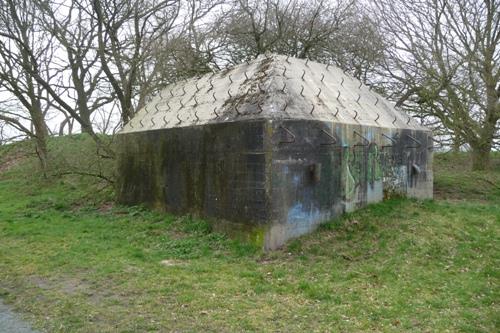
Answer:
[
  {"xmin": 117, "ymin": 53, "xmax": 433, "ymax": 249},
  {"xmin": 118, "ymin": 120, "xmax": 271, "ymax": 222},
  {"xmin": 120, "ymin": 54, "xmax": 427, "ymax": 133},
  {"xmin": 265, "ymin": 120, "xmax": 432, "ymax": 249},
  {"xmin": 0, "ymin": 300, "xmax": 39, "ymax": 333},
  {"xmin": 117, "ymin": 119, "xmax": 432, "ymax": 249}
]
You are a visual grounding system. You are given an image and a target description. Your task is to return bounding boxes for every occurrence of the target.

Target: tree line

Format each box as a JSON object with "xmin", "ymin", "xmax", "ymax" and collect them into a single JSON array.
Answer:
[{"xmin": 0, "ymin": 0, "xmax": 498, "ymax": 172}]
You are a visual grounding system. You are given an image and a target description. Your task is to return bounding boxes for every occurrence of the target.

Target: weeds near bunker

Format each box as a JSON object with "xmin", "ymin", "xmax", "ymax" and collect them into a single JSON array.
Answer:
[{"xmin": 0, "ymin": 142, "xmax": 499, "ymax": 332}]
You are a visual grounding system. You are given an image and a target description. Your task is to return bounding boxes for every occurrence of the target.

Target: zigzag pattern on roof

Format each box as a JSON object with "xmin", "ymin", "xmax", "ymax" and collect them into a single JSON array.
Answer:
[{"xmin": 121, "ymin": 53, "xmax": 427, "ymax": 133}]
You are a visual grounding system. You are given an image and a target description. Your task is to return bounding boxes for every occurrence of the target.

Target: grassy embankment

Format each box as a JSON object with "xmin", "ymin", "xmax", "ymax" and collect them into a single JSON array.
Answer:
[{"xmin": 0, "ymin": 135, "xmax": 499, "ymax": 332}]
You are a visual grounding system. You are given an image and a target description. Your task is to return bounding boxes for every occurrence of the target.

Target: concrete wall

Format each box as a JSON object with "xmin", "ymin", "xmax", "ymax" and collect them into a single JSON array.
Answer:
[
  {"xmin": 265, "ymin": 120, "xmax": 432, "ymax": 249},
  {"xmin": 117, "ymin": 120, "xmax": 432, "ymax": 249}
]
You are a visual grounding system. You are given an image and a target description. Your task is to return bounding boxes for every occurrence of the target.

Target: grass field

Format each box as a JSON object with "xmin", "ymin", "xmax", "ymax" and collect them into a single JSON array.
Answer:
[{"xmin": 0, "ymin": 136, "xmax": 499, "ymax": 332}]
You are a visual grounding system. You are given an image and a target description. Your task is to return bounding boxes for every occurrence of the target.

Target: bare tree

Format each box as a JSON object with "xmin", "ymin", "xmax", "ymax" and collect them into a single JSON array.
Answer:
[
  {"xmin": 325, "ymin": 12, "xmax": 386, "ymax": 84},
  {"xmin": 375, "ymin": 0, "xmax": 500, "ymax": 170},
  {"xmin": 0, "ymin": 0, "xmax": 51, "ymax": 173},
  {"xmin": 212, "ymin": 0, "xmax": 385, "ymax": 82},
  {"xmin": 92, "ymin": 0, "xmax": 182, "ymax": 124},
  {"xmin": 136, "ymin": 0, "xmax": 225, "ymax": 108},
  {"xmin": 0, "ymin": 0, "xmax": 116, "ymax": 159},
  {"xmin": 36, "ymin": 0, "xmax": 116, "ymax": 134}
]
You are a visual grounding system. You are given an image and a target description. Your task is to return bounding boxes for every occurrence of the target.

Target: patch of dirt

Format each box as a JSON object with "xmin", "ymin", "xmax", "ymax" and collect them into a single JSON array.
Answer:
[
  {"xmin": 26, "ymin": 274, "xmax": 114, "ymax": 306},
  {"xmin": 0, "ymin": 152, "xmax": 26, "ymax": 174},
  {"xmin": 98, "ymin": 202, "xmax": 114, "ymax": 213},
  {"xmin": 433, "ymin": 189, "xmax": 491, "ymax": 203},
  {"xmin": 28, "ymin": 275, "xmax": 91, "ymax": 296},
  {"xmin": 159, "ymin": 259, "xmax": 186, "ymax": 267}
]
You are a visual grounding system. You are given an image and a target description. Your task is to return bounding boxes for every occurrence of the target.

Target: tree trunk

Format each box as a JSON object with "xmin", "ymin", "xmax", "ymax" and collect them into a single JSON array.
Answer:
[
  {"xmin": 31, "ymin": 111, "xmax": 49, "ymax": 177},
  {"xmin": 35, "ymin": 135, "xmax": 49, "ymax": 177},
  {"xmin": 79, "ymin": 111, "xmax": 92, "ymax": 134},
  {"xmin": 121, "ymin": 100, "xmax": 134, "ymax": 125},
  {"xmin": 451, "ymin": 133, "xmax": 461, "ymax": 152},
  {"xmin": 471, "ymin": 144, "xmax": 491, "ymax": 171},
  {"xmin": 59, "ymin": 117, "xmax": 68, "ymax": 136}
]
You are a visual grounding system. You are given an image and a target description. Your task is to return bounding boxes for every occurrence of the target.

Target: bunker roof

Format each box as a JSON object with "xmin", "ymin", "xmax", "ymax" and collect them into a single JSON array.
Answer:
[{"xmin": 120, "ymin": 53, "xmax": 428, "ymax": 133}]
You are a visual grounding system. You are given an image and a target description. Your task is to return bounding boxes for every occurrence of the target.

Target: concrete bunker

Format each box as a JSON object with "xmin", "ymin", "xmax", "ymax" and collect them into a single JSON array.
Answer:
[{"xmin": 117, "ymin": 54, "xmax": 433, "ymax": 250}]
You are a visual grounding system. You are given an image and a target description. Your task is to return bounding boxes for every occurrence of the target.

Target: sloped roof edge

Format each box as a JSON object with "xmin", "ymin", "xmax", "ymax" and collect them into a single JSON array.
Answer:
[{"xmin": 120, "ymin": 53, "xmax": 429, "ymax": 134}]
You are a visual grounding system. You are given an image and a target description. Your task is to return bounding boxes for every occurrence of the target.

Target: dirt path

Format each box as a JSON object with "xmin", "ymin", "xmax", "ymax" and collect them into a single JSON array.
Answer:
[{"xmin": 0, "ymin": 300, "xmax": 39, "ymax": 333}]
